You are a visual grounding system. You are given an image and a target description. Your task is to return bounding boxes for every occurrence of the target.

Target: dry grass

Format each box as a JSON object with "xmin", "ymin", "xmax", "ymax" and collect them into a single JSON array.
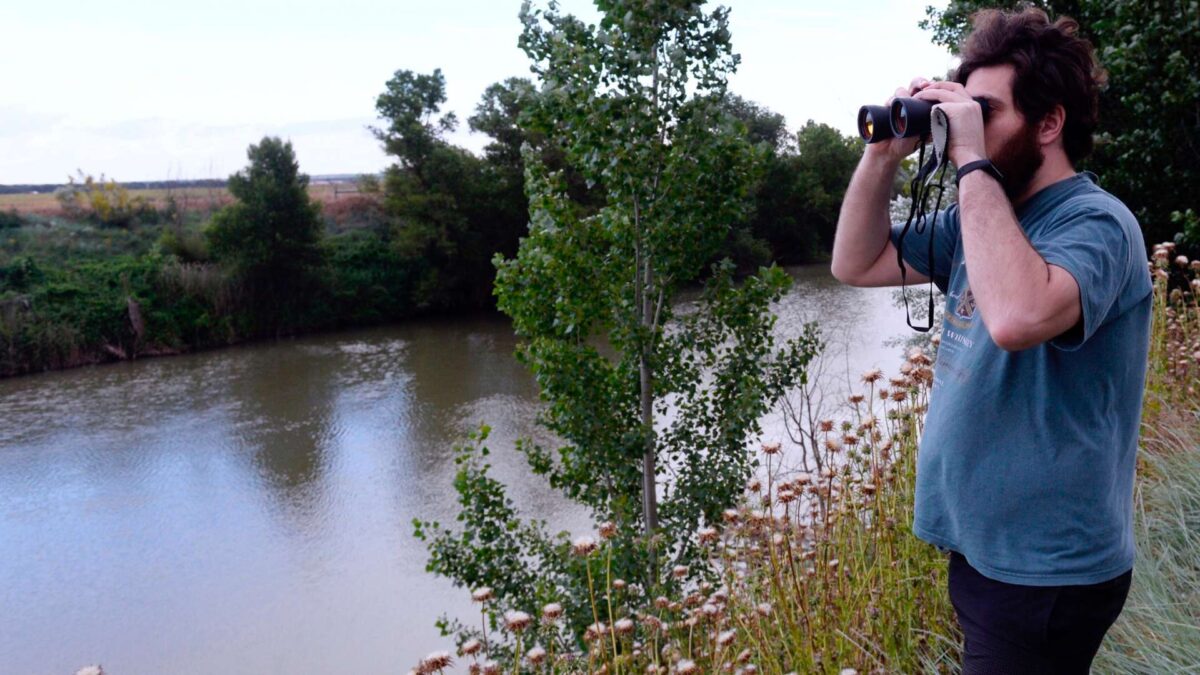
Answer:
[{"xmin": 0, "ymin": 182, "xmax": 361, "ymax": 218}]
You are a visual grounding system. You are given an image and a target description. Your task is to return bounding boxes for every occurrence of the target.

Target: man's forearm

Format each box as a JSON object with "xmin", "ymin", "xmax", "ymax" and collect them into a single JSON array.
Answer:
[
  {"xmin": 831, "ymin": 148, "xmax": 901, "ymax": 282},
  {"xmin": 957, "ymin": 171, "xmax": 1057, "ymax": 348}
]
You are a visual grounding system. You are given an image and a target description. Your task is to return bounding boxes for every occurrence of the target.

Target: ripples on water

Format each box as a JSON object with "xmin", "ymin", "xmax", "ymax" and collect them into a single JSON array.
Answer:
[{"xmin": 0, "ymin": 266, "xmax": 916, "ymax": 673}]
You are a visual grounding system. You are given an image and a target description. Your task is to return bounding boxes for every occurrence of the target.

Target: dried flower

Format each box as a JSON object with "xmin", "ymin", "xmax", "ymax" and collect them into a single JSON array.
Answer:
[
  {"xmin": 698, "ymin": 526, "xmax": 719, "ymax": 544},
  {"xmin": 654, "ymin": 595, "xmax": 671, "ymax": 609},
  {"xmin": 613, "ymin": 578, "xmax": 627, "ymax": 591},
  {"xmin": 848, "ymin": 393, "xmax": 865, "ymax": 405},
  {"xmin": 615, "ymin": 617, "xmax": 635, "ymax": 635},
  {"xmin": 717, "ymin": 629, "xmax": 736, "ymax": 646},
  {"xmin": 417, "ymin": 651, "xmax": 453, "ymax": 673},
  {"xmin": 747, "ymin": 477, "xmax": 762, "ymax": 492},
  {"xmin": 471, "ymin": 587, "xmax": 494, "ymax": 603},
  {"xmin": 672, "ymin": 564, "xmax": 688, "ymax": 578},
  {"xmin": 861, "ymin": 368, "xmax": 883, "ymax": 384},
  {"xmin": 721, "ymin": 508, "xmax": 740, "ymax": 524},
  {"xmin": 504, "ymin": 610, "xmax": 532, "ymax": 633},
  {"xmin": 542, "ymin": 602, "xmax": 564, "ymax": 621},
  {"xmin": 761, "ymin": 441, "xmax": 782, "ymax": 455},
  {"xmin": 527, "ymin": 646, "xmax": 547, "ymax": 665},
  {"xmin": 777, "ymin": 488, "xmax": 797, "ymax": 504},
  {"xmin": 756, "ymin": 602, "xmax": 772, "ymax": 617},
  {"xmin": 598, "ymin": 521, "xmax": 617, "ymax": 539},
  {"xmin": 460, "ymin": 638, "xmax": 483, "ymax": 656},
  {"xmin": 584, "ymin": 622, "xmax": 608, "ymax": 642},
  {"xmin": 480, "ymin": 661, "xmax": 500, "ymax": 675},
  {"xmin": 572, "ymin": 536, "xmax": 598, "ymax": 556},
  {"xmin": 676, "ymin": 658, "xmax": 700, "ymax": 675}
]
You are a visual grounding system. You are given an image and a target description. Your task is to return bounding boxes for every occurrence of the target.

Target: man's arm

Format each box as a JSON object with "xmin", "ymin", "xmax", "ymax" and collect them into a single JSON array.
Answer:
[
  {"xmin": 831, "ymin": 147, "xmax": 933, "ymax": 287},
  {"xmin": 832, "ymin": 81, "xmax": 933, "ymax": 288},
  {"xmin": 956, "ymin": 171, "xmax": 1081, "ymax": 351}
]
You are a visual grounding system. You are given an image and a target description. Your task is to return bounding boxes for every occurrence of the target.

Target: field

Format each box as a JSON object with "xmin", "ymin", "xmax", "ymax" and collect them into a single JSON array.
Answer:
[{"xmin": 0, "ymin": 182, "xmax": 358, "ymax": 217}]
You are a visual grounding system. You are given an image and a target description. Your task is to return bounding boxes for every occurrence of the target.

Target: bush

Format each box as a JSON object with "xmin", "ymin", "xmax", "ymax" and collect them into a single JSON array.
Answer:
[{"xmin": 0, "ymin": 208, "xmax": 24, "ymax": 230}]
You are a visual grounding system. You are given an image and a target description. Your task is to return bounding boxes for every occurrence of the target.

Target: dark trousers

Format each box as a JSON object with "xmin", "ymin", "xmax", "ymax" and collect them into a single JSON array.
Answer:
[{"xmin": 948, "ymin": 551, "xmax": 1132, "ymax": 675}]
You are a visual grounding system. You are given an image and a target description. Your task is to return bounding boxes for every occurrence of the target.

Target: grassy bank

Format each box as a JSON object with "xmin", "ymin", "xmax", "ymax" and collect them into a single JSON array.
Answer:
[
  {"xmin": 411, "ymin": 249, "xmax": 1199, "ymax": 674},
  {"xmin": 0, "ymin": 191, "xmax": 426, "ymax": 377}
]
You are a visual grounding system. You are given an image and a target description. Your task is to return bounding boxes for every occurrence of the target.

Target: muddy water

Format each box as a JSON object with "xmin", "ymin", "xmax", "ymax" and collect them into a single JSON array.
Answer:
[{"xmin": 0, "ymin": 265, "xmax": 914, "ymax": 673}]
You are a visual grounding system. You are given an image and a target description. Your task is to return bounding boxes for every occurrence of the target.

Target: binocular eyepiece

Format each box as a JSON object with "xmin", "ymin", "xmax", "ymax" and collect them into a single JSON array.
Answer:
[{"xmin": 857, "ymin": 97, "xmax": 991, "ymax": 143}]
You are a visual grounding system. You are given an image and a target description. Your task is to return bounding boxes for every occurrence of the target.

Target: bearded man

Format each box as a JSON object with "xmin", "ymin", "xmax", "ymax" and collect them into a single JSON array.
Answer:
[{"xmin": 831, "ymin": 8, "xmax": 1152, "ymax": 674}]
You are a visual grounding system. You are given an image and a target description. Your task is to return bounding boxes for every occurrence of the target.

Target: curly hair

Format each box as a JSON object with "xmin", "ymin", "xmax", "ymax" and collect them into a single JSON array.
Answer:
[{"xmin": 953, "ymin": 7, "xmax": 1107, "ymax": 164}]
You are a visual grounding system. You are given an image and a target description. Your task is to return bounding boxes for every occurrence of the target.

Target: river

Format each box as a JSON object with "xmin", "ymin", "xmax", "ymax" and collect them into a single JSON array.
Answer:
[{"xmin": 0, "ymin": 265, "xmax": 919, "ymax": 674}]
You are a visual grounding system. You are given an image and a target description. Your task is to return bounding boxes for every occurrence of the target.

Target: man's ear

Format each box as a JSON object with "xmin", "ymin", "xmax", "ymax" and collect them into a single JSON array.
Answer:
[{"xmin": 1039, "ymin": 104, "xmax": 1066, "ymax": 146}]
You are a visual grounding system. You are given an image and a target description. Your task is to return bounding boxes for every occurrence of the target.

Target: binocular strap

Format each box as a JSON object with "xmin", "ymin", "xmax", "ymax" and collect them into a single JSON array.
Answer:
[{"xmin": 895, "ymin": 129, "xmax": 951, "ymax": 333}]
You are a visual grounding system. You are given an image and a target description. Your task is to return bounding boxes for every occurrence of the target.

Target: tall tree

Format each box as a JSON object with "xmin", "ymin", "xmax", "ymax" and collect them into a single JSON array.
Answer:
[
  {"xmin": 206, "ymin": 136, "xmax": 324, "ymax": 332},
  {"xmin": 373, "ymin": 68, "xmax": 493, "ymax": 310},
  {"xmin": 416, "ymin": 1, "xmax": 819, "ymax": 630}
]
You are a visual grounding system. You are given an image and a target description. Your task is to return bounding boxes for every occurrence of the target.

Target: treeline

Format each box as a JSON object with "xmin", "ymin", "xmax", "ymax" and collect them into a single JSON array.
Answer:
[{"xmin": 0, "ymin": 70, "xmax": 863, "ymax": 376}]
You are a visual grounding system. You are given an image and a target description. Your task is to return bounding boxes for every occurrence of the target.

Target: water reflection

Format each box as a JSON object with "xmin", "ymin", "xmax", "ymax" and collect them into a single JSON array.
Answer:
[{"xmin": 0, "ymin": 266, "xmax": 911, "ymax": 674}]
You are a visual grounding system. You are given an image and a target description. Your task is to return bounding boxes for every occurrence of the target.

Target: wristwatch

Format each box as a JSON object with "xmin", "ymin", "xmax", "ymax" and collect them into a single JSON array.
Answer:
[{"xmin": 956, "ymin": 159, "xmax": 1004, "ymax": 187}]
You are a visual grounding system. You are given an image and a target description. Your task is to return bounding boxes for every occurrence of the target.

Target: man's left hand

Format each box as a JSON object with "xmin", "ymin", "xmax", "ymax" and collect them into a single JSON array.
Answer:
[{"xmin": 913, "ymin": 82, "xmax": 987, "ymax": 167}]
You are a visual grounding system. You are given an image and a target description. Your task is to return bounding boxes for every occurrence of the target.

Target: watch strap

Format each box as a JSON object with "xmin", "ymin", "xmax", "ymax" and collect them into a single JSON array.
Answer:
[{"xmin": 956, "ymin": 159, "xmax": 1004, "ymax": 187}]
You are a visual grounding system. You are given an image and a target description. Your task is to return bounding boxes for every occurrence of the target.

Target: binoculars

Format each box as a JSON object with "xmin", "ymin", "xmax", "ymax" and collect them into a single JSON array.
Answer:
[{"xmin": 857, "ymin": 96, "xmax": 991, "ymax": 143}]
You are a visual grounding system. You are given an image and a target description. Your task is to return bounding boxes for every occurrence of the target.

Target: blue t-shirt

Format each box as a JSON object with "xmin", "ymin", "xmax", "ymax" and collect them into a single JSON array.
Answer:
[{"xmin": 890, "ymin": 172, "xmax": 1153, "ymax": 586}]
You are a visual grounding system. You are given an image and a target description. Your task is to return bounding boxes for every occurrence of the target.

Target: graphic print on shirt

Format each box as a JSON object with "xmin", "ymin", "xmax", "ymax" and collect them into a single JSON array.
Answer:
[{"xmin": 945, "ymin": 285, "xmax": 977, "ymax": 332}]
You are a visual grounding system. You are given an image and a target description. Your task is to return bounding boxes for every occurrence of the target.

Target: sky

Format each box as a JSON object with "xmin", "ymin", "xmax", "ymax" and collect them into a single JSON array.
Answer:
[{"xmin": 0, "ymin": 0, "xmax": 955, "ymax": 185}]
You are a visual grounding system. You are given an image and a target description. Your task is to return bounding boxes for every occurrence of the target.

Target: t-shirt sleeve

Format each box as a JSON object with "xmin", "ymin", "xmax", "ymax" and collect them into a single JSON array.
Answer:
[
  {"xmin": 890, "ymin": 203, "xmax": 959, "ymax": 293},
  {"xmin": 1032, "ymin": 208, "xmax": 1130, "ymax": 351}
]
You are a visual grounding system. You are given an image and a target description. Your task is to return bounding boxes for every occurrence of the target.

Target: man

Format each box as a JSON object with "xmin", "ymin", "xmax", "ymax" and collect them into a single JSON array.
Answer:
[{"xmin": 831, "ymin": 8, "xmax": 1152, "ymax": 674}]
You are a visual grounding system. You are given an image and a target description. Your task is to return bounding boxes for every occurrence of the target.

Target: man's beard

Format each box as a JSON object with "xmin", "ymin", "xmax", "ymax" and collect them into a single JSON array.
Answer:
[{"xmin": 991, "ymin": 123, "xmax": 1044, "ymax": 200}]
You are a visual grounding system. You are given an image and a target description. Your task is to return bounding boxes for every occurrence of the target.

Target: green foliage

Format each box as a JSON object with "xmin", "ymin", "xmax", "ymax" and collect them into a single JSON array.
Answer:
[
  {"xmin": 374, "ymin": 69, "xmax": 504, "ymax": 311},
  {"xmin": 322, "ymin": 230, "xmax": 413, "ymax": 324},
  {"xmin": 0, "ymin": 208, "xmax": 25, "ymax": 230},
  {"xmin": 920, "ymin": 0, "xmax": 1200, "ymax": 251},
  {"xmin": 205, "ymin": 136, "xmax": 325, "ymax": 332},
  {"xmin": 416, "ymin": 0, "xmax": 821, "ymax": 651}
]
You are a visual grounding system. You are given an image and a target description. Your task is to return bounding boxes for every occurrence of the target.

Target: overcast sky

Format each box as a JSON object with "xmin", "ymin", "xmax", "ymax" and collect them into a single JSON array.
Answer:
[{"xmin": 0, "ymin": 0, "xmax": 955, "ymax": 184}]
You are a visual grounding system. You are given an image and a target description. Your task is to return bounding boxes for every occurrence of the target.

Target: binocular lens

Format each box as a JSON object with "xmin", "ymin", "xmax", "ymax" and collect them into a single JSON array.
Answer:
[
  {"xmin": 857, "ymin": 105, "xmax": 894, "ymax": 143},
  {"xmin": 890, "ymin": 98, "xmax": 932, "ymax": 139}
]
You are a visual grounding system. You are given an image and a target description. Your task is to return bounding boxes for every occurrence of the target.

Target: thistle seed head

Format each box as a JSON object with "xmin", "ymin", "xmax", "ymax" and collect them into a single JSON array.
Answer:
[
  {"xmin": 572, "ymin": 536, "xmax": 598, "ymax": 556},
  {"xmin": 542, "ymin": 602, "xmax": 564, "ymax": 621},
  {"xmin": 504, "ymin": 610, "xmax": 532, "ymax": 633},
  {"xmin": 417, "ymin": 651, "xmax": 453, "ymax": 673},
  {"xmin": 861, "ymin": 368, "xmax": 883, "ymax": 384}
]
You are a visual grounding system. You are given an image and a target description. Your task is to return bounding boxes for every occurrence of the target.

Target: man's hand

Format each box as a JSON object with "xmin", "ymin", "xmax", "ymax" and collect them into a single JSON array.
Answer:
[{"xmin": 912, "ymin": 81, "xmax": 988, "ymax": 167}]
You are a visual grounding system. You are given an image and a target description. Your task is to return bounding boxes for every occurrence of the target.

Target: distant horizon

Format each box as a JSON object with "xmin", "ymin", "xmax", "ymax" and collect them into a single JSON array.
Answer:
[{"xmin": 3, "ymin": 0, "xmax": 954, "ymax": 185}]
